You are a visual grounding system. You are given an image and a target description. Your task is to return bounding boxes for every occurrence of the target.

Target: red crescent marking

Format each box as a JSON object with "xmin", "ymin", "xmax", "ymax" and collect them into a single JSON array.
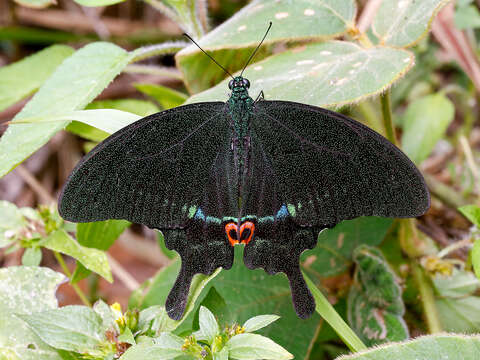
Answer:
[
  {"xmin": 240, "ymin": 221, "xmax": 255, "ymax": 244},
  {"xmin": 225, "ymin": 222, "xmax": 239, "ymax": 246}
]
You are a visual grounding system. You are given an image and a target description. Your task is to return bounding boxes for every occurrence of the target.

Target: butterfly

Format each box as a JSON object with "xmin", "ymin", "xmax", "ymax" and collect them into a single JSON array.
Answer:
[{"xmin": 58, "ymin": 24, "xmax": 430, "ymax": 320}]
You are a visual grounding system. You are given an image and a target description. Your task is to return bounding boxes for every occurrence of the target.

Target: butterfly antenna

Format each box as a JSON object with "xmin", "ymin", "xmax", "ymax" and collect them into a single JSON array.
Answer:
[
  {"xmin": 183, "ymin": 33, "xmax": 235, "ymax": 80},
  {"xmin": 240, "ymin": 21, "xmax": 272, "ymax": 77}
]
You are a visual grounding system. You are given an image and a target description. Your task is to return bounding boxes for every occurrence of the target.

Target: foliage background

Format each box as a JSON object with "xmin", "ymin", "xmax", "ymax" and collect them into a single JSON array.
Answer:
[{"xmin": 2, "ymin": 0, "xmax": 480, "ymax": 359}]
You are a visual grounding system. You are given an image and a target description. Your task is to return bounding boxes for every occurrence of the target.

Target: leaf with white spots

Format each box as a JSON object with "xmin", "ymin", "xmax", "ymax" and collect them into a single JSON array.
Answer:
[
  {"xmin": 372, "ymin": 0, "xmax": 451, "ymax": 47},
  {"xmin": 0, "ymin": 266, "xmax": 65, "ymax": 360},
  {"xmin": 40, "ymin": 229, "xmax": 112, "ymax": 282},
  {"xmin": 176, "ymin": 0, "xmax": 357, "ymax": 93},
  {"xmin": 186, "ymin": 41, "xmax": 414, "ymax": 108},
  {"xmin": 184, "ymin": 0, "xmax": 357, "ymax": 50},
  {"xmin": 18, "ymin": 306, "xmax": 108, "ymax": 357},
  {"xmin": 336, "ymin": 334, "xmax": 480, "ymax": 360}
]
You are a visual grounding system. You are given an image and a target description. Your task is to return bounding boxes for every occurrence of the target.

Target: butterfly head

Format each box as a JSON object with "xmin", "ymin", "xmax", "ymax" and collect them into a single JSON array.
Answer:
[{"xmin": 229, "ymin": 76, "xmax": 250, "ymax": 93}]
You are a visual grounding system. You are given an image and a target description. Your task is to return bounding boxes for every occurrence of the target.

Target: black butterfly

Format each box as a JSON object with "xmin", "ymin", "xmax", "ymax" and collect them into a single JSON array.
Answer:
[{"xmin": 58, "ymin": 26, "xmax": 430, "ymax": 320}]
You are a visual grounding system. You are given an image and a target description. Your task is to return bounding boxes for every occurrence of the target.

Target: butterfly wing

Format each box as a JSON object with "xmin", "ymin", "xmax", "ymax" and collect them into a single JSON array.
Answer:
[
  {"xmin": 241, "ymin": 100, "xmax": 429, "ymax": 319},
  {"xmin": 59, "ymin": 102, "xmax": 238, "ymax": 320},
  {"xmin": 59, "ymin": 102, "xmax": 237, "ymax": 228},
  {"xmin": 244, "ymin": 100, "xmax": 430, "ymax": 226}
]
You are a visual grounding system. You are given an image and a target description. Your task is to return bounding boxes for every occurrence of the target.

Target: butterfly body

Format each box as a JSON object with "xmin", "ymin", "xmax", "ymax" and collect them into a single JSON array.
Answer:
[{"xmin": 59, "ymin": 73, "xmax": 429, "ymax": 320}]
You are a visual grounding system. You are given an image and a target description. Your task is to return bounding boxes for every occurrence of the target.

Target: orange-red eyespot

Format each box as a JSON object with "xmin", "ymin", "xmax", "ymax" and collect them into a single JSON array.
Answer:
[
  {"xmin": 225, "ymin": 222, "xmax": 239, "ymax": 246},
  {"xmin": 240, "ymin": 221, "xmax": 255, "ymax": 244}
]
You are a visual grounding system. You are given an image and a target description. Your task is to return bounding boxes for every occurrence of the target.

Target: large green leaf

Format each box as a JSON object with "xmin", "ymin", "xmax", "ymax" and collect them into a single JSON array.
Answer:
[
  {"xmin": 71, "ymin": 219, "xmax": 130, "ymax": 283},
  {"xmin": 347, "ymin": 245, "xmax": 408, "ymax": 347},
  {"xmin": 227, "ymin": 333, "xmax": 293, "ymax": 360},
  {"xmin": 0, "ymin": 42, "xmax": 134, "ymax": 178},
  {"xmin": 0, "ymin": 267, "xmax": 65, "ymax": 360},
  {"xmin": 40, "ymin": 229, "xmax": 112, "ymax": 282},
  {"xmin": 177, "ymin": 0, "xmax": 357, "ymax": 93},
  {"xmin": 372, "ymin": 0, "xmax": 451, "ymax": 47},
  {"xmin": 134, "ymin": 83, "xmax": 188, "ymax": 109},
  {"xmin": 336, "ymin": 334, "xmax": 480, "ymax": 360},
  {"xmin": 0, "ymin": 45, "xmax": 73, "ymax": 112},
  {"xmin": 401, "ymin": 93, "xmax": 454, "ymax": 164},
  {"xmin": 302, "ymin": 217, "xmax": 393, "ymax": 278},
  {"xmin": 187, "ymin": 41, "xmax": 414, "ymax": 108},
  {"xmin": 12, "ymin": 109, "xmax": 141, "ymax": 135},
  {"xmin": 18, "ymin": 306, "xmax": 107, "ymax": 357},
  {"xmin": 191, "ymin": 0, "xmax": 356, "ymax": 50}
]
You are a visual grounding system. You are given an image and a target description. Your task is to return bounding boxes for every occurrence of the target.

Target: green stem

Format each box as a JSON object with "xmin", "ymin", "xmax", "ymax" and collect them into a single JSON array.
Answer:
[
  {"xmin": 304, "ymin": 273, "xmax": 367, "ymax": 352},
  {"xmin": 380, "ymin": 90, "xmax": 397, "ymax": 146},
  {"xmin": 412, "ymin": 263, "xmax": 443, "ymax": 333},
  {"xmin": 54, "ymin": 251, "xmax": 91, "ymax": 307}
]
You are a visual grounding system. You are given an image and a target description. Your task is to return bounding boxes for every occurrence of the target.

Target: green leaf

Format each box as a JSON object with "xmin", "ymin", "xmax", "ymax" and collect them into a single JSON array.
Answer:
[
  {"xmin": 0, "ymin": 201, "xmax": 28, "ymax": 247},
  {"xmin": 336, "ymin": 334, "xmax": 480, "ymax": 360},
  {"xmin": 134, "ymin": 83, "xmax": 188, "ymax": 109},
  {"xmin": 73, "ymin": 0, "xmax": 126, "ymax": 7},
  {"xmin": 41, "ymin": 229, "xmax": 112, "ymax": 282},
  {"xmin": 13, "ymin": 0, "xmax": 56, "ymax": 8},
  {"xmin": 0, "ymin": 42, "xmax": 135, "ymax": 179},
  {"xmin": 72, "ymin": 219, "xmax": 129, "ymax": 283},
  {"xmin": 194, "ymin": 306, "xmax": 220, "ymax": 344},
  {"xmin": 68, "ymin": 99, "xmax": 159, "ymax": 142},
  {"xmin": 401, "ymin": 93, "xmax": 454, "ymax": 164},
  {"xmin": 0, "ymin": 266, "xmax": 65, "ymax": 360},
  {"xmin": 187, "ymin": 42, "xmax": 414, "ymax": 108},
  {"xmin": 227, "ymin": 333, "xmax": 293, "ymax": 360},
  {"xmin": 18, "ymin": 306, "xmax": 107, "ymax": 356},
  {"xmin": 243, "ymin": 315, "xmax": 280, "ymax": 333},
  {"xmin": 120, "ymin": 333, "xmax": 184, "ymax": 360},
  {"xmin": 347, "ymin": 245, "xmax": 408, "ymax": 347},
  {"xmin": 12, "ymin": 109, "xmax": 141, "ymax": 135},
  {"xmin": 86, "ymin": 99, "xmax": 159, "ymax": 116},
  {"xmin": 372, "ymin": 0, "xmax": 451, "ymax": 47},
  {"xmin": 303, "ymin": 217, "xmax": 393, "ymax": 277},
  {"xmin": 0, "ymin": 45, "xmax": 73, "ymax": 112},
  {"xmin": 191, "ymin": 0, "xmax": 356, "ymax": 50},
  {"xmin": 213, "ymin": 347, "xmax": 229, "ymax": 360},
  {"xmin": 455, "ymin": 4, "xmax": 480, "ymax": 29},
  {"xmin": 22, "ymin": 247, "xmax": 42, "ymax": 266},
  {"xmin": 118, "ymin": 327, "xmax": 136, "ymax": 345},
  {"xmin": 433, "ymin": 270, "xmax": 480, "ymax": 332},
  {"xmin": 77, "ymin": 219, "xmax": 130, "ymax": 250},
  {"xmin": 459, "ymin": 205, "xmax": 480, "ymax": 228},
  {"xmin": 137, "ymin": 305, "xmax": 178, "ymax": 335},
  {"xmin": 93, "ymin": 299, "xmax": 118, "ymax": 333}
]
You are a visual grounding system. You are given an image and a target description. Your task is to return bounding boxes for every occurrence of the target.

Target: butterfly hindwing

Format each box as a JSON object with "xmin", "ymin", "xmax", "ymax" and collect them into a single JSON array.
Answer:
[
  {"xmin": 244, "ymin": 100, "xmax": 430, "ymax": 227},
  {"xmin": 164, "ymin": 213, "xmax": 234, "ymax": 320},
  {"xmin": 59, "ymin": 102, "xmax": 237, "ymax": 229}
]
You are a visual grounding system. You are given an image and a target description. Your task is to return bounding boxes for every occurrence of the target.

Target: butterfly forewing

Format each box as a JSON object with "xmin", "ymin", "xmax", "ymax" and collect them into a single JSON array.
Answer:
[
  {"xmin": 59, "ymin": 102, "xmax": 238, "ymax": 229},
  {"xmin": 243, "ymin": 100, "xmax": 430, "ymax": 227}
]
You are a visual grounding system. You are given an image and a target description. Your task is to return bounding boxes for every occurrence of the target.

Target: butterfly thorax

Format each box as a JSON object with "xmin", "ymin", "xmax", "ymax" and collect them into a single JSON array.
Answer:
[{"xmin": 226, "ymin": 76, "xmax": 254, "ymax": 197}]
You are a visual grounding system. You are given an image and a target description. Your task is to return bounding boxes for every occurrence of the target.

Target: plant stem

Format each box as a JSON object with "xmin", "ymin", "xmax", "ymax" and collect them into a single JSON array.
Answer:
[
  {"xmin": 304, "ymin": 273, "xmax": 367, "ymax": 352},
  {"xmin": 380, "ymin": 90, "xmax": 397, "ymax": 146},
  {"xmin": 54, "ymin": 251, "xmax": 91, "ymax": 307},
  {"xmin": 412, "ymin": 263, "xmax": 443, "ymax": 333}
]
